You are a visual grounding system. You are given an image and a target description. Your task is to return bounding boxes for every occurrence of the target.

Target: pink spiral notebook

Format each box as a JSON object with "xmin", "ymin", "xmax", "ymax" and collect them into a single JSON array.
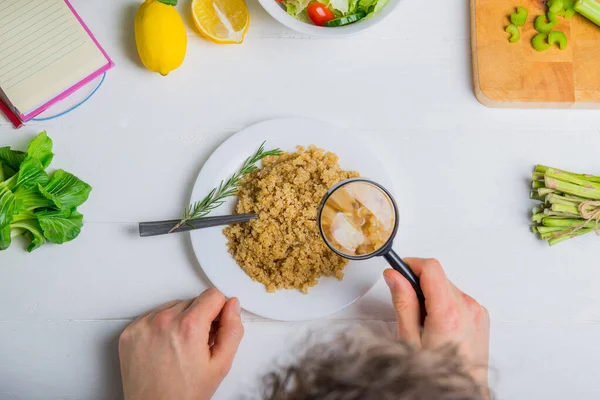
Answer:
[{"xmin": 0, "ymin": 0, "xmax": 113, "ymax": 127}]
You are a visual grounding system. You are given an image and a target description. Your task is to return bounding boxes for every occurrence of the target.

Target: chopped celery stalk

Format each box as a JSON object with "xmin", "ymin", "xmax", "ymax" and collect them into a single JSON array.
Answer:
[
  {"xmin": 574, "ymin": 0, "xmax": 600, "ymax": 27},
  {"xmin": 548, "ymin": 10, "xmax": 559, "ymax": 23},
  {"xmin": 548, "ymin": 0, "xmax": 575, "ymax": 18},
  {"xmin": 505, "ymin": 24, "xmax": 521, "ymax": 42},
  {"xmin": 548, "ymin": 0, "xmax": 564, "ymax": 13},
  {"xmin": 532, "ymin": 33, "xmax": 550, "ymax": 51},
  {"xmin": 535, "ymin": 15, "xmax": 557, "ymax": 33},
  {"xmin": 511, "ymin": 6, "xmax": 529, "ymax": 26},
  {"xmin": 548, "ymin": 31, "xmax": 568, "ymax": 49}
]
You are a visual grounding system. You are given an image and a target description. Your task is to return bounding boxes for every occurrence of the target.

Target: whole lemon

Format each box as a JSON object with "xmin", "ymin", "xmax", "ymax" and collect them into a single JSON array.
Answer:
[{"xmin": 135, "ymin": 0, "xmax": 187, "ymax": 76}]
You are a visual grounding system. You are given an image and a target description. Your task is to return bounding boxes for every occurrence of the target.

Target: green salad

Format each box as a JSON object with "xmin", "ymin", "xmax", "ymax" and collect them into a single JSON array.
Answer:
[{"xmin": 279, "ymin": 0, "xmax": 389, "ymax": 27}]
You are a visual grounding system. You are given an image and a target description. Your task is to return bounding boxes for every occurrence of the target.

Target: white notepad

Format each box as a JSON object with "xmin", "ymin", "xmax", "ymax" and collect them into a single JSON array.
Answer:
[{"xmin": 0, "ymin": 0, "xmax": 113, "ymax": 121}]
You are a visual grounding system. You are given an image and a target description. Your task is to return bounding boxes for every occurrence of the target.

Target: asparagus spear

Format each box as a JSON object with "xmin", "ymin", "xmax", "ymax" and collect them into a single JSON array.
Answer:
[{"xmin": 530, "ymin": 165, "xmax": 600, "ymax": 245}]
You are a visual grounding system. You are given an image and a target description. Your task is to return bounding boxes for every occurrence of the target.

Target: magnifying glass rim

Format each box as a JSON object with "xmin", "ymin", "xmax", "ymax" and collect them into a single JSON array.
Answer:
[{"xmin": 317, "ymin": 178, "xmax": 399, "ymax": 261}]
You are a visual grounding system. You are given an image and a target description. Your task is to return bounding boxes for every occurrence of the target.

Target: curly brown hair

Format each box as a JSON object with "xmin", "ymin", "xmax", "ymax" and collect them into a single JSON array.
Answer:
[{"xmin": 261, "ymin": 326, "xmax": 487, "ymax": 400}]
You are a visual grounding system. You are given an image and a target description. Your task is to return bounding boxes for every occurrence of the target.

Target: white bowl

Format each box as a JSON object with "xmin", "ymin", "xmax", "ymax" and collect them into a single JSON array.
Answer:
[{"xmin": 257, "ymin": 0, "xmax": 401, "ymax": 37}]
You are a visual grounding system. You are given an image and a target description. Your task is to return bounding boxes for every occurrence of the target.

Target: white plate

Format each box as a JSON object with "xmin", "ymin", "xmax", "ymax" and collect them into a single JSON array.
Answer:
[{"xmin": 190, "ymin": 119, "xmax": 395, "ymax": 321}]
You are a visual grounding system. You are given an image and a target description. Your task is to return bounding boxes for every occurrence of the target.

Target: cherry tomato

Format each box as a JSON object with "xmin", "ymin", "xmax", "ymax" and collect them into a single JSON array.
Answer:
[{"xmin": 307, "ymin": 2, "xmax": 335, "ymax": 26}]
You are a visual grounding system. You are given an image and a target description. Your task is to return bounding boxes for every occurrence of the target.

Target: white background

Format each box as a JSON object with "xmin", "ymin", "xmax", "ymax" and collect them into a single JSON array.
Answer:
[{"xmin": 2, "ymin": 0, "xmax": 600, "ymax": 399}]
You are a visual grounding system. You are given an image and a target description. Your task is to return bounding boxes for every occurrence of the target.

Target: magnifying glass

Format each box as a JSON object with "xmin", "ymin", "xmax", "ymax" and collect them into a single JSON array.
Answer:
[{"xmin": 318, "ymin": 178, "xmax": 426, "ymax": 313}]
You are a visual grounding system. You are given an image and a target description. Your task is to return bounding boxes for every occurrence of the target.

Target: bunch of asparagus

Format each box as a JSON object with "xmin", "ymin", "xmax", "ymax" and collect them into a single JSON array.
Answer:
[{"xmin": 531, "ymin": 165, "xmax": 600, "ymax": 246}]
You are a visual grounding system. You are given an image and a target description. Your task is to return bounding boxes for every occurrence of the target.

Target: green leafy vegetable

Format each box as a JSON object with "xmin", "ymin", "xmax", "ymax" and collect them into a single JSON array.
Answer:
[
  {"xmin": 0, "ymin": 147, "xmax": 26, "ymax": 170},
  {"xmin": 37, "ymin": 209, "xmax": 83, "ymax": 244},
  {"xmin": 25, "ymin": 131, "xmax": 54, "ymax": 168},
  {"xmin": 1, "ymin": 163, "xmax": 17, "ymax": 181},
  {"xmin": 0, "ymin": 224, "xmax": 11, "ymax": 251},
  {"xmin": 284, "ymin": 0, "xmax": 311, "ymax": 20},
  {"xmin": 0, "ymin": 184, "xmax": 20, "ymax": 229},
  {"xmin": 11, "ymin": 217, "xmax": 45, "ymax": 252},
  {"xmin": 14, "ymin": 185, "xmax": 53, "ymax": 211},
  {"xmin": 329, "ymin": 0, "xmax": 349, "ymax": 14},
  {"xmin": 38, "ymin": 170, "xmax": 92, "ymax": 209},
  {"xmin": 16, "ymin": 158, "xmax": 49, "ymax": 189},
  {"xmin": 0, "ymin": 132, "xmax": 92, "ymax": 252}
]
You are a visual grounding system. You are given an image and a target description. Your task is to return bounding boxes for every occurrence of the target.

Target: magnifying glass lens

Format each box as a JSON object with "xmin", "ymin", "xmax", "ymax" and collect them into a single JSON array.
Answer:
[{"xmin": 320, "ymin": 181, "xmax": 396, "ymax": 257}]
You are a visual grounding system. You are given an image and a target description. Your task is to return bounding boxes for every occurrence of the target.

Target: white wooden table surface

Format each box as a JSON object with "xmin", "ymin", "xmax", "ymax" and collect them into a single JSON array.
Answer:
[{"xmin": 2, "ymin": 0, "xmax": 600, "ymax": 399}]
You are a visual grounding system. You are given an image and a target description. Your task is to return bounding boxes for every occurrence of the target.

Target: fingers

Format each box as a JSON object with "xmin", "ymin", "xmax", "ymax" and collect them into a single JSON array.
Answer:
[
  {"xmin": 182, "ymin": 288, "xmax": 227, "ymax": 340},
  {"xmin": 403, "ymin": 258, "xmax": 454, "ymax": 313},
  {"xmin": 383, "ymin": 269, "xmax": 421, "ymax": 348},
  {"xmin": 211, "ymin": 297, "xmax": 244, "ymax": 375}
]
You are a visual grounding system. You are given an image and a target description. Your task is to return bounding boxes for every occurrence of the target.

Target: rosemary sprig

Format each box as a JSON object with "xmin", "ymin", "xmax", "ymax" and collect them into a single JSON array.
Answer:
[{"xmin": 169, "ymin": 142, "xmax": 282, "ymax": 233}]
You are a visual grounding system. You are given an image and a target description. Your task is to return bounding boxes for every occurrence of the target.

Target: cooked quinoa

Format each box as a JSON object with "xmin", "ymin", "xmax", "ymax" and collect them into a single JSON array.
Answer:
[{"xmin": 223, "ymin": 146, "xmax": 360, "ymax": 294}]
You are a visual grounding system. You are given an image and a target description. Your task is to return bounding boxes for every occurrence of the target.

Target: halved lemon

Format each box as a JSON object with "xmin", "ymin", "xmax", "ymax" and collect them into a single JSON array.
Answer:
[{"xmin": 191, "ymin": 0, "xmax": 250, "ymax": 44}]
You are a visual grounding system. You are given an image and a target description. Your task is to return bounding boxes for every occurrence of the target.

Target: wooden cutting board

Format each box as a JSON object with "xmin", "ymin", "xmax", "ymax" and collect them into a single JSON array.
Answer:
[{"xmin": 471, "ymin": 0, "xmax": 600, "ymax": 108}]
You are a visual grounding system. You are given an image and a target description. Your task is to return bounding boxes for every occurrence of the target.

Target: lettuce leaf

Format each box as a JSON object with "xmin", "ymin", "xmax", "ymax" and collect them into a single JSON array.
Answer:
[
  {"xmin": 0, "ymin": 183, "xmax": 19, "ymax": 228},
  {"xmin": 0, "ymin": 224, "xmax": 10, "ymax": 251},
  {"xmin": 356, "ymin": 0, "xmax": 387, "ymax": 16},
  {"xmin": 348, "ymin": 0, "xmax": 360, "ymax": 13},
  {"xmin": 11, "ymin": 218, "xmax": 46, "ymax": 252},
  {"xmin": 372, "ymin": 0, "xmax": 389, "ymax": 14},
  {"xmin": 38, "ymin": 170, "xmax": 91, "ymax": 210},
  {"xmin": 285, "ymin": 0, "xmax": 311, "ymax": 18},
  {"xmin": 0, "ymin": 183, "xmax": 20, "ymax": 250},
  {"xmin": 0, "ymin": 147, "xmax": 26, "ymax": 170},
  {"xmin": 328, "ymin": 0, "xmax": 350, "ymax": 14},
  {"xmin": 1, "ymin": 163, "xmax": 18, "ymax": 182},
  {"xmin": 37, "ymin": 208, "xmax": 83, "ymax": 244},
  {"xmin": 14, "ymin": 185, "xmax": 53, "ymax": 210},
  {"xmin": 26, "ymin": 131, "xmax": 54, "ymax": 169},
  {"xmin": 16, "ymin": 158, "xmax": 49, "ymax": 189}
]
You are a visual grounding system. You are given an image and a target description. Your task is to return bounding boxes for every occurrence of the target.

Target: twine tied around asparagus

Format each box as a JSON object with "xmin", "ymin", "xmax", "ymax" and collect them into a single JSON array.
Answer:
[
  {"xmin": 579, "ymin": 201, "xmax": 600, "ymax": 234},
  {"xmin": 551, "ymin": 200, "xmax": 600, "ymax": 239}
]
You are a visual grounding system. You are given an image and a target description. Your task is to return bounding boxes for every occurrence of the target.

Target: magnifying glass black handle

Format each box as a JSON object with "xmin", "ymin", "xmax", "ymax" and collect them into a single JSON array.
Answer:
[{"xmin": 384, "ymin": 250, "xmax": 426, "ymax": 315}]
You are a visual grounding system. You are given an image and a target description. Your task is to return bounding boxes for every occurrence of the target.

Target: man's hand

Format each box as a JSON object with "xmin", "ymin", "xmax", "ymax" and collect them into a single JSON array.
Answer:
[
  {"xmin": 383, "ymin": 258, "xmax": 490, "ymax": 397},
  {"xmin": 119, "ymin": 288, "xmax": 244, "ymax": 400}
]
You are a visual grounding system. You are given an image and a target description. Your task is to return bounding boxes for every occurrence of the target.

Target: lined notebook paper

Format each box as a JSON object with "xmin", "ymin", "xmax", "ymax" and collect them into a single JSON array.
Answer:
[{"xmin": 0, "ymin": 0, "xmax": 112, "ymax": 121}]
